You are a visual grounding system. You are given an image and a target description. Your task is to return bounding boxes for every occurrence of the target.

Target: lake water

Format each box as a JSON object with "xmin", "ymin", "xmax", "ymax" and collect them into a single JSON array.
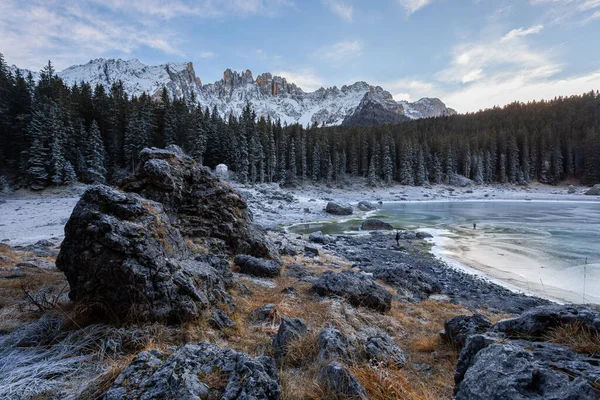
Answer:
[{"xmin": 289, "ymin": 201, "xmax": 600, "ymax": 304}]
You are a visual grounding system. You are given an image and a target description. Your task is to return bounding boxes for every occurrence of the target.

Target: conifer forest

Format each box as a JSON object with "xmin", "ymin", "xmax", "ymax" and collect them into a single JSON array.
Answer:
[{"xmin": 1, "ymin": 55, "xmax": 599, "ymax": 190}]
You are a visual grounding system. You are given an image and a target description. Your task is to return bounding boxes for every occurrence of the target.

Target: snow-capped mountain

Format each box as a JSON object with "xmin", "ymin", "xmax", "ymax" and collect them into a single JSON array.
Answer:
[{"xmin": 11, "ymin": 58, "xmax": 456, "ymax": 126}]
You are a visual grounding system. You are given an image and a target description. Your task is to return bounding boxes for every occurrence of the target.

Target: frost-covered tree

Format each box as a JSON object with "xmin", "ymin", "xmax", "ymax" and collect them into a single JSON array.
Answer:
[
  {"xmin": 85, "ymin": 120, "xmax": 106, "ymax": 184},
  {"xmin": 367, "ymin": 155, "xmax": 377, "ymax": 187},
  {"xmin": 312, "ymin": 143, "xmax": 320, "ymax": 182}
]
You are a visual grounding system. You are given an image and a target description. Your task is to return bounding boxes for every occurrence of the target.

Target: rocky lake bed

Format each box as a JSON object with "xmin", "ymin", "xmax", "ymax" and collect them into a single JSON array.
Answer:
[{"xmin": 1, "ymin": 152, "xmax": 599, "ymax": 399}]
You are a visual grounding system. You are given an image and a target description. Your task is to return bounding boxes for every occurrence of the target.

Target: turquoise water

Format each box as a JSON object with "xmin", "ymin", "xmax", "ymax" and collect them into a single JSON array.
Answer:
[{"xmin": 290, "ymin": 201, "xmax": 600, "ymax": 303}]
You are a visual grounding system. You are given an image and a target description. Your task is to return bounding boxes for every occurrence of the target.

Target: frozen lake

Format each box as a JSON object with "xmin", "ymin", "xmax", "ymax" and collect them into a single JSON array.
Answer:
[{"xmin": 291, "ymin": 201, "xmax": 600, "ymax": 304}]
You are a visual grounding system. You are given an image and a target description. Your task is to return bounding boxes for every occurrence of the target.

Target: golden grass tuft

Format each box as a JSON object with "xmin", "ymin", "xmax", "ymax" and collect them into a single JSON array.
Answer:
[
  {"xmin": 544, "ymin": 322, "xmax": 600, "ymax": 356},
  {"xmin": 351, "ymin": 364, "xmax": 431, "ymax": 400},
  {"xmin": 283, "ymin": 329, "xmax": 320, "ymax": 368}
]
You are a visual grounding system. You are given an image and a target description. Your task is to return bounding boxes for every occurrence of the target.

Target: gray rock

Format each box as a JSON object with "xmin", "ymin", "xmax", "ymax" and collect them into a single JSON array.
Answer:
[
  {"xmin": 210, "ymin": 309, "xmax": 236, "ymax": 330},
  {"xmin": 56, "ymin": 185, "xmax": 231, "ymax": 323},
  {"xmin": 313, "ymin": 270, "xmax": 392, "ymax": 312},
  {"xmin": 317, "ymin": 362, "xmax": 367, "ymax": 400},
  {"xmin": 234, "ymin": 254, "xmax": 281, "ymax": 278},
  {"xmin": 442, "ymin": 314, "xmax": 492, "ymax": 350},
  {"xmin": 568, "ymin": 184, "xmax": 577, "ymax": 194},
  {"xmin": 454, "ymin": 338, "xmax": 600, "ymax": 400},
  {"xmin": 325, "ymin": 202, "xmax": 353, "ymax": 216},
  {"xmin": 454, "ymin": 334, "xmax": 500, "ymax": 386},
  {"xmin": 360, "ymin": 219, "xmax": 393, "ymax": 231},
  {"xmin": 491, "ymin": 304, "xmax": 600, "ymax": 339},
  {"xmin": 0, "ymin": 254, "xmax": 13, "ymax": 264},
  {"xmin": 121, "ymin": 146, "xmax": 277, "ymax": 259},
  {"xmin": 357, "ymin": 201, "xmax": 376, "ymax": 211},
  {"xmin": 584, "ymin": 184, "xmax": 600, "ymax": 195},
  {"xmin": 365, "ymin": 333, "xmax": 407, "ymax": 368},
  {"xmin": 447, "ymin": 173, "xmax": 474, "ymax": 187},
  {"xmin": 309, "ymin": 231, "xmax": 336, "ymax": 244},
  {"xmin": 15, "ymin": 260, "xmax": 56, "ymax": 270},
  {"xmin": 250, "ymin": 304, "xmax": 276, "ymax": 322},
  {"xmin": 401, "ymin": 231, "xmax": 417, "ymax": 240},
  {"xmin": 416, "ymin": 231, "xmax": 433, "ymax": 239},
  {"xmin": 318, "ymin": 327, "xmax": 350, "ymax": 362},
  {"xmin": 304, "ymin": 246, "xmax": 319, "ymax": 257},
  {"xmin": 104, "ymin": 342, "xmax": 281, "ymax": 400},
  {"xmin": 272, "ymin": 317, "xmax": 308, "ymax": 359}
]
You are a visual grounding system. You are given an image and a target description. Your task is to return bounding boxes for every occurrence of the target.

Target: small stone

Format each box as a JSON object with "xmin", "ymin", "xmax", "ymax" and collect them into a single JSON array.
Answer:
[
  {"xmin": 234, "ymin": 254, "xmax": 281, "ymax": 278},
  {"xmin": 317, "ymin": 362, "xmax": 367, "ymax": 400},
  {"xmin": 272, "ymin": 317, "xmax": 308, "ymax": 359}
]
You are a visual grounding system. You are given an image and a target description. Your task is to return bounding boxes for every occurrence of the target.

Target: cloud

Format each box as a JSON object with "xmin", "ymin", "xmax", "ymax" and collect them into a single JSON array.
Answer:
[
  {"xmin": 501, "ymin": 24, "xmax": 544, "ymax": 41},
  {"xmin": 396, "ymin": 0, "xmax": 433, "ymax": 15},
  {"xmin": 530, "ymin": 0, "xmax": 600, "ymax": 24},
  {"xmin": 443, "ymin": 69, "xmax": 600, "ymax": 113},
  {"xmin": 92, "ymin": 0, "xmax": 295, "ymax": 19},
  {"xmin": 198, "ymin": 51, "xmax": 216, "ymax": 59},
  {"xmin": 436, "ymin": 26, "xmax": 558, "ymax": 85},
  {"xmin": 274, "ymin": 70, "xmax": 324, "ymax": 91},
  {"xmin": 317, "ymin": 40, "xmax": 363, "ymax": 62},
  {"xmin": 322, "ymin": 0, "xmax": 353, "ymax": 21},
  {"xmin": 0, "ymin": 0, "xmax": 186, "ymax": 70}
]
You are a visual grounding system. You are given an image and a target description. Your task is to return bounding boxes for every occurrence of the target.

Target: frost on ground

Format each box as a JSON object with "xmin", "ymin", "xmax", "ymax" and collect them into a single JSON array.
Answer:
[{"xmin": 0, "ymin": 186, "xmax": 84, "ymax": 246}]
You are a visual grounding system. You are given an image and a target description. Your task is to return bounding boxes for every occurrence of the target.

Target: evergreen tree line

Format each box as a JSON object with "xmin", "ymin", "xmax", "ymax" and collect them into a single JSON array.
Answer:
[{"xmin": 1, "ymin": 54, "xmax": 599, "ymax": 190}]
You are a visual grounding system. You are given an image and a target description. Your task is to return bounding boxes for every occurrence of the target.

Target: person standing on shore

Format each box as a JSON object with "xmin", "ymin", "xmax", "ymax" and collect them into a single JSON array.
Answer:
[
  {"xmin": 473, "ymin": 223, "xmax": 477, "ymax": 230},
  {"xmin": 395, "ymin": 231, "xmax": 401, "ymax": 246}
]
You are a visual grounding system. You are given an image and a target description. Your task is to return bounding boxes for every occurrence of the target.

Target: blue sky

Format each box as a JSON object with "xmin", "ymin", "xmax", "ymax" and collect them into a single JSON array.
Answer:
[{"xmin": 1, "ymin": 0, "xmax": 599, "ymax": 112}]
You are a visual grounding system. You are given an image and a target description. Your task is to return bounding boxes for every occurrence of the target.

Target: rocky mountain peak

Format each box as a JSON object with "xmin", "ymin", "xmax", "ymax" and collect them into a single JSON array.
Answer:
[{"xmin": 11, "ymin": 57, "xmax": 456, "ymax": 126}]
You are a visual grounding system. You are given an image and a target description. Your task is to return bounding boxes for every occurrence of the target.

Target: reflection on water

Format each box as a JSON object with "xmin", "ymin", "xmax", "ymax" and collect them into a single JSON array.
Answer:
[{"xmin": 289, "ymin": 201, "xmax": 600, "ymax": 303}]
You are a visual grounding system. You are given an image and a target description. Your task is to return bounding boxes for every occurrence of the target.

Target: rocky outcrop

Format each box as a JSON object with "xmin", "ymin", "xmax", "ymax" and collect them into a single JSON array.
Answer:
[
  {"xmin": 56, "ymin": 185, "xmax": 231, "ymax": 323},
  {"xmin": 234, "ymin": 255, "xmax": 281, "ymax": 278},
  {"xmin": 250, "ymin": 304, "xmax": 276, "ymax": 322},
  {"xmin": 442, "ymin": 314, "xmax": 492, "ymax": 350},
  {"xmin": 325, "ymin": 202, "xmax": 353, "ymax": 216},
  {"xmin": 585, "ymin": 184, "xmax": 600, "ymax": 195},
  {"xmin": 313, "ymin": 271, "xmax": 392, "ymax": 312},
  {"xmin": 453, "ymin": 305, "xmax": 600, "ymax": 399},
  {"xmin": 272, "ymin": 318, "xmax": 308, "ymax": 359},
  {"xmin": 104, "ymin": 342, "xmax": 281, "ymax": 400},
  {"xmin": 491, "ymin": 304, "xmax": 600, "ymax": 339},
  {"xmin": 317, "ymin": 362, "xmax": 367, "ymax": 400},
  {"xmin": 122, "ymin": 146, "xmax": 276, "ymax": 259},
  {"xmin": 365, "ymin": 334, "xmax": 407, "ymax": 368},
  {"xmin": 210, "ymin": 309, "xmax": 236, "ymax": 330},
  {"xmin": 454, "ymin": 336, "xmax": 600, "ymax": 400},
  {"xmin": 360, "ymin": 219, "xmax": 393, "ymax": 231}
]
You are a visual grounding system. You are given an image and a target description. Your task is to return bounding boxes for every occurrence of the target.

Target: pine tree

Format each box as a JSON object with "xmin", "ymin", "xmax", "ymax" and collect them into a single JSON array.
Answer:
[
  {"xmin": 499, "ymin": 153, "xmax": 508, "ymax": 183},
  {"xmin": 415, "ymin": 149, "xmax": 426, "ymax": 186},
  {"xmin": 312, "ymin": 143, "xmax": 320, "ymax": 182},
  {"xmin": 367, "ymin": 155, "xmax": 377, "ymax": 187},
  {"xmin": 86, "ymin": 120, "xmax": 106, "ymax": 184}
]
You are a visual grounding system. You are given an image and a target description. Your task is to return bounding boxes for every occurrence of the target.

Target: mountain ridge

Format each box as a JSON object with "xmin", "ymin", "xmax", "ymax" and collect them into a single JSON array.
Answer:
[{"xmin": 10, "ymin": 58, "xmax": 456, "ymax": 126}]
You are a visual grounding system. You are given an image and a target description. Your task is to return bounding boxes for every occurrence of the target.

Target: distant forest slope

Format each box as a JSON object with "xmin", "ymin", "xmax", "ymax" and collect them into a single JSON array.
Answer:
[{"xmin": 1, "ymin": 55, "xmax": 599, "ymax": 190}]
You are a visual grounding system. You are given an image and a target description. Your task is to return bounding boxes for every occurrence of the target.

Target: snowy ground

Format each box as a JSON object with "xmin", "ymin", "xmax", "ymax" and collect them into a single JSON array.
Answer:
[
  {"xmin": 1, "ymin": 180, "xmax": 597, "ymax": 246},
  {"xmin": 0, "ymin": 185, "xmax": 86, "ymax": 246}
]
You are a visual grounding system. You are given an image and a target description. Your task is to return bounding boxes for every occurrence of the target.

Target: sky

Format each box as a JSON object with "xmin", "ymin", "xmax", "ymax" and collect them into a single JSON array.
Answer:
[{"xmin": 1, "ymin": 0, "xmax": 599, "ymax": 113}]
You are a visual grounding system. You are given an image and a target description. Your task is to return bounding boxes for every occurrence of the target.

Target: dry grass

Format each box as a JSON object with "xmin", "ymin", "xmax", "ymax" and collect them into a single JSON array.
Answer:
[
  {"xmin": 283, "ymin": 329, "xmax": 321, "ymax": 368},
  {"xmin": 351, "ymin": 364, "xmax": 432, "ymax": 400},
  {"xmin": 544, "ymin": 322, "xmax": 600, "ymax": 356}
]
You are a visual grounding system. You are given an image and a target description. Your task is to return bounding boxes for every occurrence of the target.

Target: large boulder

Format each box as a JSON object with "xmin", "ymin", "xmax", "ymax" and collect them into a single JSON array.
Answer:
[
  {"xmin": 454, "ymin": 336, "xmax": 600, "ymax": 400},
  {"xmin": 104, "ymin": 342, "xmax": 281, "ymax": 400},
  {"xmin": 317, "ymin": 362, "xmax": 367, "ymax": 400},
  {"xmin": 365, "ymin": 333, "xmax": 407, "ymax": 368},
  {"xmin": 360, "ymin": 219, "xmax": 393, "ymax": 231},
  {"xmin": 584, "ymin": 184, "xmax": 600, "ymax": 195},
  {"xmin": 313, "ymin": 271, "xmax": 392, "ymax": 312},
  {"xmin": 491, "ymin": 304, "xmax": 600, "ymax": 339},
  {"xmin": 442, "ymin": 314, "xmax": 492, "ymax": 350},
  {"xmin": 56, "ymin": 185, "xmax": 231, "ymax": 323},
  {"xmin": 325, "ymin": 202, "xmax": 353, "ymax": 216},
  {"xmin": 272, "ymin": 318, "xmax": 308, "ymax": 359},
  {"xmin": 122, "ymin": 146, "xmax": 276, "ymax": 259},
  {"xmin": 234, "ymin": 254, "xmax": 281, "ymax": 278}
]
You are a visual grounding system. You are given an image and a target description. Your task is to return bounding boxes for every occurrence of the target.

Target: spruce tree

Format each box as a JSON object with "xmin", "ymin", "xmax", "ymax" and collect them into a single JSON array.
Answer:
[{"xmin": 86, "ymin": 120, "xmax": 106, "ymax": 184}]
